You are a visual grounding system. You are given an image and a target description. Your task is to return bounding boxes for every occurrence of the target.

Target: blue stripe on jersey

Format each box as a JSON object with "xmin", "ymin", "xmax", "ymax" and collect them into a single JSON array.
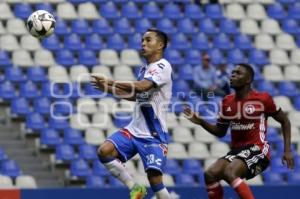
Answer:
[{"xmin": 140, "ymin": 105, "xmax": 168, "ymax": 144}]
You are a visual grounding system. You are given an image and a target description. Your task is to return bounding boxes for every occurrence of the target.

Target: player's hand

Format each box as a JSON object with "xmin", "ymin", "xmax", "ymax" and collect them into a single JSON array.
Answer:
[
  {"xmin": 91, "ymin": 75, "xmax": 106, "ymax": 90},
  {"xmin": 282, "ymin": 151, "xmax": 294, "ymax": 170},
  {"xmin": 183, "ymin": 106, "xmax": 201, "ymax": 125}
]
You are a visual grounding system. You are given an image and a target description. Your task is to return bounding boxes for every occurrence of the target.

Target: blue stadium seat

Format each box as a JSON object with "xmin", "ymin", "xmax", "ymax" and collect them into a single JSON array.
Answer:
[
  {"xmin": 92, "ymin": 160, "xmax": 109, "ymax": 176},
  {"xmin": 227, "ymin": 49, "xmax": 245, "ymax": 64},
  {"xmin": 0, "ymin": 51, "xmax": 12, "ymax": 67},
  {"xmin": 164, "ymin": 49, "xmax": 184, "ymax": 65},
  {"xmin": 278, "ymin": 0, "xmax": 295, "ymax": 4},
  {"xmin": 205, "ymin": 4, "xmax": 223, "ymax": 19},
  {"xmin": 128, "ymin": 33, "xmax": 142, "ymax": 50},
  {"xmin": 178, "ymin": 64, "xmax": 194, "ymax": 81},
  {"xmin": 256, "ymin": 80, "xmax": 277, "ymax": 96},
  {"xmin": 86, "ymin": 175, "xmax": 105, "ymax": 188},
  {"xmin": 64, "ymin": 128, "xmax": 84, "ymax": 146},
  {"xmin": 266, "ymin": 127, "xmax": 281, "ymax": 143},
  {"xmin": 27, "ymin": 67, "xmax": 48, "ymax": 83},
  {"xmin": 219, "ymin": 19, "xmax": 239, "ymax": 35},
  {"xmin": 132, "ymin": 0, "xmax": 149, "ymax": 3},
  {"xmin": 207, "ymin": 48, "xmax": 225, "ymax": 65},
  {"xmin": 0, "ymin": 148, "xmax": 7, "ymax": 162},
  {"xmin": 92, "ymin": 19, "xmax": 113, "ymax": 35},
  {"xmin": 49, "ymin": 115, "xmax": 69, "ymax": 130},
  {"xmin": 35, "ymin": 3, "xmax": 54, "ymax": 13},
  {"xmin": 267, "ymin": 3, "xmax": 286, "ymax": 20},
  {"xmin": 1, "ymin": 160, "xmax": 21, "ymax": 177},
  {"xmin": 287, "ymin": 172, "xmax": 300, "ymax": 185},
  {"xmin": 55, "ymin": 18, "xmax": 70, "ymax": 36},
  {"xmin": 19, "ymin": 81, "xmax": 39, "ymax": 99},
  {"xmin": 293, "ymin": 96, "xmax": 300, "ymax": 111},
  {"xmin": 14, "ymin": 3, "xmax": 32, "ymax": 20},
  {"xmin": 271, "ymin": 157, "xmax": 289, "ymax": 173},
  {"xmin": 213, "ymin": 33, "xmax": 232, "ymax": 50},
  {"xmin": 68, "ymin": 0, "xmax": 88, "ymax": 4},
  {"xmin": 143, "ymin": 2, "xmax": 162, "ymax": 19},
  {"xmin": 184, "ymin": 4, "xmax": 204, "ymax": 20},
  {"xmin": 288, "ymin": 3, "xmax": 300, "ymax": 19},
  {"xmin": 154, "ymin": 0, "xmax": 170, "ymax": 4},
  {"xmin": 278, "ymin": 81, "xmax": 299, "ymax": 97},
  {"xmin": 42, "ymin": 35, "xmax": 61, "ymax": 51},
  {"xmin": 90, "ymin": 0, "xmax": 107, "ymax": 3},
  {"xmin": 78, "ymin": 50, "xmax": 98, "ymax": 67},
  {"xmin": 156, "ymin": 19, "xmax": 177, "ymax": 35},
  {"xmin": 52, "ymin": 98, "xmax": 73, "ymax": 115},
  {"xmin": 64, "ymin": 34, "xmax": 83, "ymax": 51},
  {"xmin": 263, "ymin": 171, "xmax": 285, "ymax": 185},
  {"xmin": 55, "ymin": 144, "xmax": 76, "ymax": 162},
  {"xmin": 184, "ymin": 49, "xmax": 201, "ymax": 65},
  {"xmin": 33, "ymin": 97, "xmax": 51, "ymax": 115},
  {"xmin": 0, "ymin": 81, "xmax": 17, "ymax": 100},
  {"xmin": 175, "ymin": 173, "xmax": 196, "ymax": 186},
  {"xmin": 135, "ymin": 19, "xmax": 152, "ymax": 34},
  {"xmin": 234, "ymin": 34, "xmax": 253, "ymax": 50},
  {"xmin": 121, "ymin": 2, "xmax": 141, "ymax": 19},
  {"xmin": 40, "ymin": 128, "xmax": 61, "ymax": 147},
  {"xmin": 113, "ymin": 112, "xmax": 132, "ymax": 128},
  {"xmin": 25, "ymin": 113, "xmax": 45, "ymax": 131},
  {"xmin": 109, "ymin": 176, "xmax": 126, "ymax": 187},
  {"xmin": 100, "ymin": 2, "xmax": 120, "ymax": 19},
  {"xmin": 182, "ymin": 159, "xmax": 203, "ymax": 175},
  {"xmin": 71, "ymin": 19, "xmax": 90, "ymax": 35},
  {"xmin": 79, "ymin": 144, "xmax": 98, "ymax": 161},
  {"xmin": 199, "ymin": 18, "xmax": 217, "ymax": 35},
  {"xmin": 114, "ymin": 18, "xmax": 133, "ymax": 35},
  {"xmin": 281, "ymin": 19, "xmax": 299, "ymax": 35},
  {"xmin": 163, "ymin": 3, "xmax": 183, "ymax": 19},
  {"xmin": 5, "ymin": 67, "xmax": 26, "ymax": 82},
  {"xmin": 41, "ymin": 81, "xmax": 60, "ymax": 98},
  {"xmin": 63, "ymin": 82, "xmax": 81, "ymax": 100},
  {"xmin": 164, "ymin": 159, "xmax": 181, "ymax": 175},
  {"xmin": 171, "ymin": 33, "xmax": 190, "ymax": 50},
  {"xmin": 70, "ymin": 159, "xmax": 91, "ymax": 178},
  {"xmin": 249, "ymin": 49, "xmax": 269, "ymax": 66},
  {"xmin": 55, "ymin": 49, "xmax": 76, "ymax": 66},
  {"xmin": 85, "ymin": 34, "xmax": 104, "ymax": 51},
  {"xmin": 84, "ymin": 83, "xmax": 103, "ymax": 97},
  {"xmin": 107, "ymin": 34, "xmax": 126, "ymax": 50},
  {"xmin": 11, "ymin": 97, "xmax": 30, "ymax": 116},
  {"xmin": 172, "ymin": 80, "xmax": 190, "ymax": 100},
  {"xmin": 192, "ymin": 33, "xmax": 210, "ymax": 50},
  {"xmin": 177, "ymin": 18, "xmax": 197, "ymax": 35}
]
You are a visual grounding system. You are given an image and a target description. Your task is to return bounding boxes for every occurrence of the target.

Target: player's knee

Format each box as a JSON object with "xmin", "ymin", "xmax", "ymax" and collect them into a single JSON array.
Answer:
[
  {"xmin": 204, "ymin": 169, "xmax": 219, "ymax": 184},
  {"xmin": 97, "ymin": 141, "xmax": 115, "ymax": 157},
  {"xmin": 147, "ymin": 169, "xmax": 163, "ymax": 185}
]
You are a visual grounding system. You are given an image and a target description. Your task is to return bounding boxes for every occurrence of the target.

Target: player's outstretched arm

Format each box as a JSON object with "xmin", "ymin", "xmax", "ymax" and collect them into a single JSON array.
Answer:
[
  {"xmin": 91, "ymin": 75, "xmax": 136, "ymax": 101},
  {"xmin": 183, "ymin": 106, "xmax": 228, "ymax": 138},
  {"xmin": 272, "ymin": 110, "xmax": 294, "ymax": 170}
]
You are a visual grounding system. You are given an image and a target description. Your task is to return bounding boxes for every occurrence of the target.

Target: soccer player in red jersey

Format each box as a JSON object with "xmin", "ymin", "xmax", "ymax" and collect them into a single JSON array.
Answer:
[{"xmin": 184, "ymin": 63, "xmax": 294, "ymax": 199}]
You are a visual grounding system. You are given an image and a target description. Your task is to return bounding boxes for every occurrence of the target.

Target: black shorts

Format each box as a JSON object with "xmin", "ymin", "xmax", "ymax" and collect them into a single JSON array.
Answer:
[{"xmin": 221, "ymin": 144, "xmax": 270, "ymax": 180}]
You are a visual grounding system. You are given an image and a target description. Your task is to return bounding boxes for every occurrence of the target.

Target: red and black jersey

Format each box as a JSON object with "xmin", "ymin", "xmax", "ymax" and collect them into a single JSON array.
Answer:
[{"xmin": 218, "ymin": 90, "xmax": 279, "ymax": 158}]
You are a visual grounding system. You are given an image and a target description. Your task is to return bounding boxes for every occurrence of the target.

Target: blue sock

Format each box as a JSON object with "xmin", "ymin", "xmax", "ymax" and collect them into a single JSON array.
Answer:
[{"xmin": 151, "ymin": 183, "xmax": 165, "ymax": 193}]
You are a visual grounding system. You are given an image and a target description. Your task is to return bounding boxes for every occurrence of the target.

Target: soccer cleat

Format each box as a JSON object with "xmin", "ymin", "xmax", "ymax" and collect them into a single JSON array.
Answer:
[{"xmin": 130, "ymin": 183, "xmax": 147, "ymax": 199}]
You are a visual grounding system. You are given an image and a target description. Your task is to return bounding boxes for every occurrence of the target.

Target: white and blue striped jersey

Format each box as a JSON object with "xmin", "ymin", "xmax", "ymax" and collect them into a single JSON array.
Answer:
[{"xmin": 124, "ymin": 58, "xmax": 173, "ymax": 143}]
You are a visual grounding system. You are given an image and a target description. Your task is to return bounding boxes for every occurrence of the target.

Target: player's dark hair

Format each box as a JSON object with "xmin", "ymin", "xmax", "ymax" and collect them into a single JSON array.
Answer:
[
  {"xmin": 237, "ymin": 63, "xmax": 255, "ymax": 83},
  {"xmin": 147, "ymin": 28, "xmax": 168, "ymax": 50}
]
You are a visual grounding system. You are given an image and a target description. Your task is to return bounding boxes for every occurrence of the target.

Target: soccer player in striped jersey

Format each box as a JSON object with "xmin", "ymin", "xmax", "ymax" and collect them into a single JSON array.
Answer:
[
  {"xmin": 184, "ymin": 63, "xmax": 294, "ymax": 199},
  {"xmin": 92, "ymin": 29, "xmax": 172, "ymax": 199}
]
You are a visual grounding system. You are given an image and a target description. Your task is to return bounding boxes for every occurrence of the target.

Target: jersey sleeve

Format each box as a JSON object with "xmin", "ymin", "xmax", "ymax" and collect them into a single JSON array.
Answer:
[
  {"xmin": 264, "ymin": 93, "xmax": 280, "ymax": 116},
  {"xmin": 217, "ymin": 98, "xmax": 230, "ymax": 125},
  {"xmin": 144, "ymin": 61, "xmax": 171, "ymax": 87}
]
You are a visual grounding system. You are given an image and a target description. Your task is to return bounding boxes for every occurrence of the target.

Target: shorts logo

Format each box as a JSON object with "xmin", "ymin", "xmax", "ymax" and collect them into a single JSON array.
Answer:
[{"xmin": 159, "ymin": 144, "xmax": 168, "ymax": 156}]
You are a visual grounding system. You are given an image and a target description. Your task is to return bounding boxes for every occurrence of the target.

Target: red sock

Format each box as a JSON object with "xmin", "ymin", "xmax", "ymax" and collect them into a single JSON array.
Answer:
[
  {"xmin": 231, "ymin": 178, "xmax": 254, "ymax": 199},
  {"xmin": 206, "ymin": 182, "xmax": 224, "ymax": 199}
]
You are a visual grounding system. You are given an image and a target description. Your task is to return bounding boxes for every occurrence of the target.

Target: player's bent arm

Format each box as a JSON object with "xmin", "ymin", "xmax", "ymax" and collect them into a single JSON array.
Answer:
[
  {"xmin": 199, "ymin": 120, "xmax": 229, "ymax": 138},
  {"xmin": 272, "ymin": 110, "xmax": 292, "ymax": 152},
  {"xmin": 105, "ymin": 84, "xmax": 136, "ymax": 101},
  {"xmin": 113, "ymin": 79, "xmax": 154, "ymax": 93}
]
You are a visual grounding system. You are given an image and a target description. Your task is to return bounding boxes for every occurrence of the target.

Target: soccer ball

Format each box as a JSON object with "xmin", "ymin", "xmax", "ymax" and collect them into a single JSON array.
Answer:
[{"xmin": 26, "ymin": 10, "xmax": 56, "ymax": 39}]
